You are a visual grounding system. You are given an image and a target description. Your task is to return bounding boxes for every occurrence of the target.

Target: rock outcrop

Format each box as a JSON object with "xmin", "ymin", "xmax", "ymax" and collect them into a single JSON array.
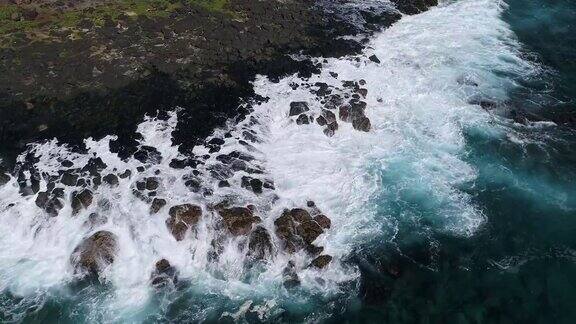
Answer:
[
  {"xmin": 71, "ymin": 231, "xmax": 118, "ymax": 278},
  {"xmin": 151, "ymin": 258, "xmax": 178, "ymax": 288},
  {"xmin": 218, "ymin": 206, "xmax": 261, "ymax": 236},
  {"xmin": 166, "ymin": 204, "xmax": 202, "ymax": 241}
]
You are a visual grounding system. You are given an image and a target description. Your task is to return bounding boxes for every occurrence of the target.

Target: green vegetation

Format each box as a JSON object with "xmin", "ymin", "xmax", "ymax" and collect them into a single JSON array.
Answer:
[{"xmin": 0, "ymin": 0, "xmax": 230, "ymax": 42}]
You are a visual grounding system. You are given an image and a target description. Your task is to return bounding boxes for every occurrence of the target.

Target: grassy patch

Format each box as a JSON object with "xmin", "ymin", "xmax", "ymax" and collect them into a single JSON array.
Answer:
[{"xmin": 0, "ymin": 0, "xmax": 230, "ymax": 41}]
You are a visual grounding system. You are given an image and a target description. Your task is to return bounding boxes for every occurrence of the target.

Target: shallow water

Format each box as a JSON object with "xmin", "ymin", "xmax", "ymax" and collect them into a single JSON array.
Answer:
[{"xmin": 1, "ymin": 0, "xmax": 576, "ymax": 322}]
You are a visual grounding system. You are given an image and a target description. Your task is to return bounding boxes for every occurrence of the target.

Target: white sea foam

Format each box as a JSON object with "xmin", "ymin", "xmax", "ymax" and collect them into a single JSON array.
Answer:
[{"xmin": 0, "ymin": 0, "xmax": 538, "ymax": 321}]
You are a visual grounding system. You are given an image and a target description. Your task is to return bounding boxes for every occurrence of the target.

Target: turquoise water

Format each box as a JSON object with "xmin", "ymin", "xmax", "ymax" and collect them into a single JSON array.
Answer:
[
  {"xmin": 337, "ymin": 0, "xmax": 576, "ymax": 322},
  {"xmin": 1, "ymin": 0, "xmax": 575, "ymax": 323}
]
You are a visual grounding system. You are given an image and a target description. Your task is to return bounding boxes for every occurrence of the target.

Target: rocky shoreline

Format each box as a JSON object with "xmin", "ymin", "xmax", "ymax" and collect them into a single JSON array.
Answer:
[
  {"xmin": 0, "ymin": 0, "xmax": 436, "ymax": 168},
  {"xmin": 0, "ymin": 0, "xmax": 438, "ymax": 287}
]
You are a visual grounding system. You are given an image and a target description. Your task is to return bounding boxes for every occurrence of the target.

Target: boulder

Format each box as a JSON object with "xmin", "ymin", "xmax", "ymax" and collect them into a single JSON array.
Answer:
[
  {"xmin": 150, "ymin": 198, "xmax": 167, "ymax": 214},
  {"xmin": 0, "ymin": 173, "xmax": 10, "ymax": 186},
  {"xmin": 166, "ymin": 204, "xmax": 202, "ymax": 241},
  {"xmin": 322, "ymin": 109, "xmax": 337, "ymax": 123},
  {"xmin": 306, "ymin": 244, "xmax": 324, "ymax": 256},
  {"xmin": 151, "ymin": 258, "xmax": 178, "ymax": 288},
  {"xmin": 324, "ymin": 121, "xmax": 338, "ymax": 137},
  {"xmin": 71, "ymin": 231, "xmax": 118, "ymax": 278},
  {"xmin": 296, "ymin": 114, "xmax": 310, "ymax": 125},
  {"xmin": 102, "ymin": 174, "xmax": 119, "ymax": 186},
  {"xmin": 296, "ymin": 219, "xmax": 324, "ymax": 245},
  {"xmin": 61, "ymin": 172, "xmax": 79, "ymax": 186},
  {"xmin": 314, "ymin": 214, "xmax": 331, "ymax": 229},
  {"xmin": 310, "ymin": 255, "xmax": 333, "ymax": 269},
  {"xmin": 339, "ymin": 105, "xmax": 351, "ymax": 122},
  {"xmin": 145, "ymin": 177, "xmax": 160, "ymax": 190},
  {"xmin": 282, "ymin": 261, "xmax": 300, "ymax": 289},
  {"xmin": 289, "ymin": 101, "xmax": 309, "ymax": 116},
  {"xmin": 118, "ymin": 170, "xmax": 132, "ymax": 178},
  {"xmin": 316, "ymin": 115, "xmax": 327, "ymax": 126},
  {"xmin": 218, "ymin": 206, "xmax": 261, "ymax": 236},
  {"xmin": 369, "ymin": 54, "xmax": 381, "ymax": 63},
  {"xmin": 352, "ymin": 116, "xmax": 371, "ymax": 132},
  {"xmin": 274, "ymin": 211, "xmax": 300, "ymax": 253},
  {"xmin": 71, "ymin": 189, "xmax": 93, "ymax": 215},
  {"xmin": 247, "ymin": 226, "xmax": 273, "ymax": 261},
  {"xmin": 35, "ymin": 191, "xmax": 64, "ymax": 217},
  {"xmin": 274, "ymin": 208, "xmax": 325, "ymax": 253}
]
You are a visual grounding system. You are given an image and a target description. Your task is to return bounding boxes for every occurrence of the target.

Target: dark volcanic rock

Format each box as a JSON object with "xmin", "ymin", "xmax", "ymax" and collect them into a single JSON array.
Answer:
[
  {"xmin": 275, "ymin": 208, "xmax": 325, "ymax": 253},
  {"xmin": 82, "ymin": 158, "xmax": 107, "ymax": 176},
  {"xmin": 310, "ymin": 255, "xmax": 333, "ymax": 269},
  {"xmin": 352, "ymin": 116, "xmax": 372, "ymax": 132},
  {"xmin": 61, "ymin": 172, "xmax": 79, "ymax": 186},
  {"xmin": 102, "ymin": 174, "xmax": 119, "ymax": 186},
  {"xmin": 134, "ymin": 146, "xmax": 162, "ymax": 164},
  {"xmin": 145, "ymin": 177, "xmax": 160, "ymax": 190},
  {"xmin": 150, "ymin": 198, "xmax": 167, "ymax": 214},
  {"xmin": 0, "ymin": 173, "xmax": 10, "ymax": 186},
  {"xmin": 71, "ymin": 231, "xmax": 118, "ymax": 278},
  {"xmin": 218, "ymin": 206, "xmax": 261, "ymax": 236},
  {"xmin": 314, "ymin": 214, "xmax": 332, "ymax": 229},
  {"xmin": 283, "ymin": 261, "xmax": 300, "ymax": 289},
  {"xmin": 296, "ymin": 114, "xmax": 310, "ymax": 125},
  {"xmin": 151, "ymin": 258, "xmax": 178, "ymax": 288},
  {"xmin": 247, "ymin": 226, "xmax": 273, "ymax": 261},
  {"xmin": 369, "ymin": 54, "xmax": 381, "ymax": 64},
  {"xmin": 167, "ymin": 204, "xmax": 202, "ymax": 241},
  {"xmin": 289, "ymin": 102, "xmax": 310, "ymax": 116},
  {"xmin": 35, "ymin": 191, "xmax": 64, "ymax": 217},
  {"xmin": 71, "ymin": 189, "xmax": 93, "ymax": 215},
  {"xmin": 296, "ymin": 218, "xmax": 324, "ymax": 245}
]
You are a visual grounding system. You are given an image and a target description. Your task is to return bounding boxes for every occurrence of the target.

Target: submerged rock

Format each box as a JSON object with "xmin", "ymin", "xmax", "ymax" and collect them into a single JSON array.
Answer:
[
  {"xmin": 247, "ymin": 226, "xmax": 273, "ymax": 261},
  {"xmin": 71, "ymin": 231, "xmax": 118, "ymax": 278},
  {"xmin": 283, "ymin": 261, "xmax": 300, "ymax": 289},
  {"xmin": 167, "ymin": 204, "xmax": 202, "ymax": 241},
  {"xmin": 71, "ymin": 189, "xmax": 94, "ymax": 215},
  {"xmin": 35, "ymin": 191, "xmax": 64, "ymax": 217},
  {"xmin": 218, "ymin": 206, "xmax": 261, "ymax": 236},
  {"xmin": 151, "ymin": 258, "xmax": 178, "ymax": 288}
]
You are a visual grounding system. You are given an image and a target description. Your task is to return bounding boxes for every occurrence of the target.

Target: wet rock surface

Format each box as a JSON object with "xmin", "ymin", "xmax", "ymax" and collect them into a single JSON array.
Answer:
[
  {"xmin": 71, "ymin": 230, "xmax": 118, "ymax": 278},
  {"xmin": 274, "ymin": 207, "xmax": 331, "ymax": 254},
  {"xmin": 151, "ymin": 258, "xmax": 178, "ymax": 288},
  {"xmin": 217, "ymin": 206, "xmax": 261, "ymax": 236},
  {"xmin": 167, "ymin": 204, "xmax": 202, "ymax": 241},
  {"xmin": 310, "ymin": 255, "xmax": 333, "ymax": 269},
  {"xmin": 247, "ymin": 226, "xmax": 273, "ymax": 261},
  {"xmin": 71, "ymin": 189, "xmax": 93, "ymax": 215}
]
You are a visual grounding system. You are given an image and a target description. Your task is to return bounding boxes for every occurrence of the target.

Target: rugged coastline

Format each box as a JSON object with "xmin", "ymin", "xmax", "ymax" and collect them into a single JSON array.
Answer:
[{"xmin": 0, "ymin": 0, "xmax": 435, "ymax": 167}]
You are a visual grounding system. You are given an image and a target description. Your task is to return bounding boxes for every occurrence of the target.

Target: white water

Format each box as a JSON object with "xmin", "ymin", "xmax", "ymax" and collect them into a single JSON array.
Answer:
[{"xmin": 0, "ymin": 0, "xmax": 538, "ymax": 321}]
